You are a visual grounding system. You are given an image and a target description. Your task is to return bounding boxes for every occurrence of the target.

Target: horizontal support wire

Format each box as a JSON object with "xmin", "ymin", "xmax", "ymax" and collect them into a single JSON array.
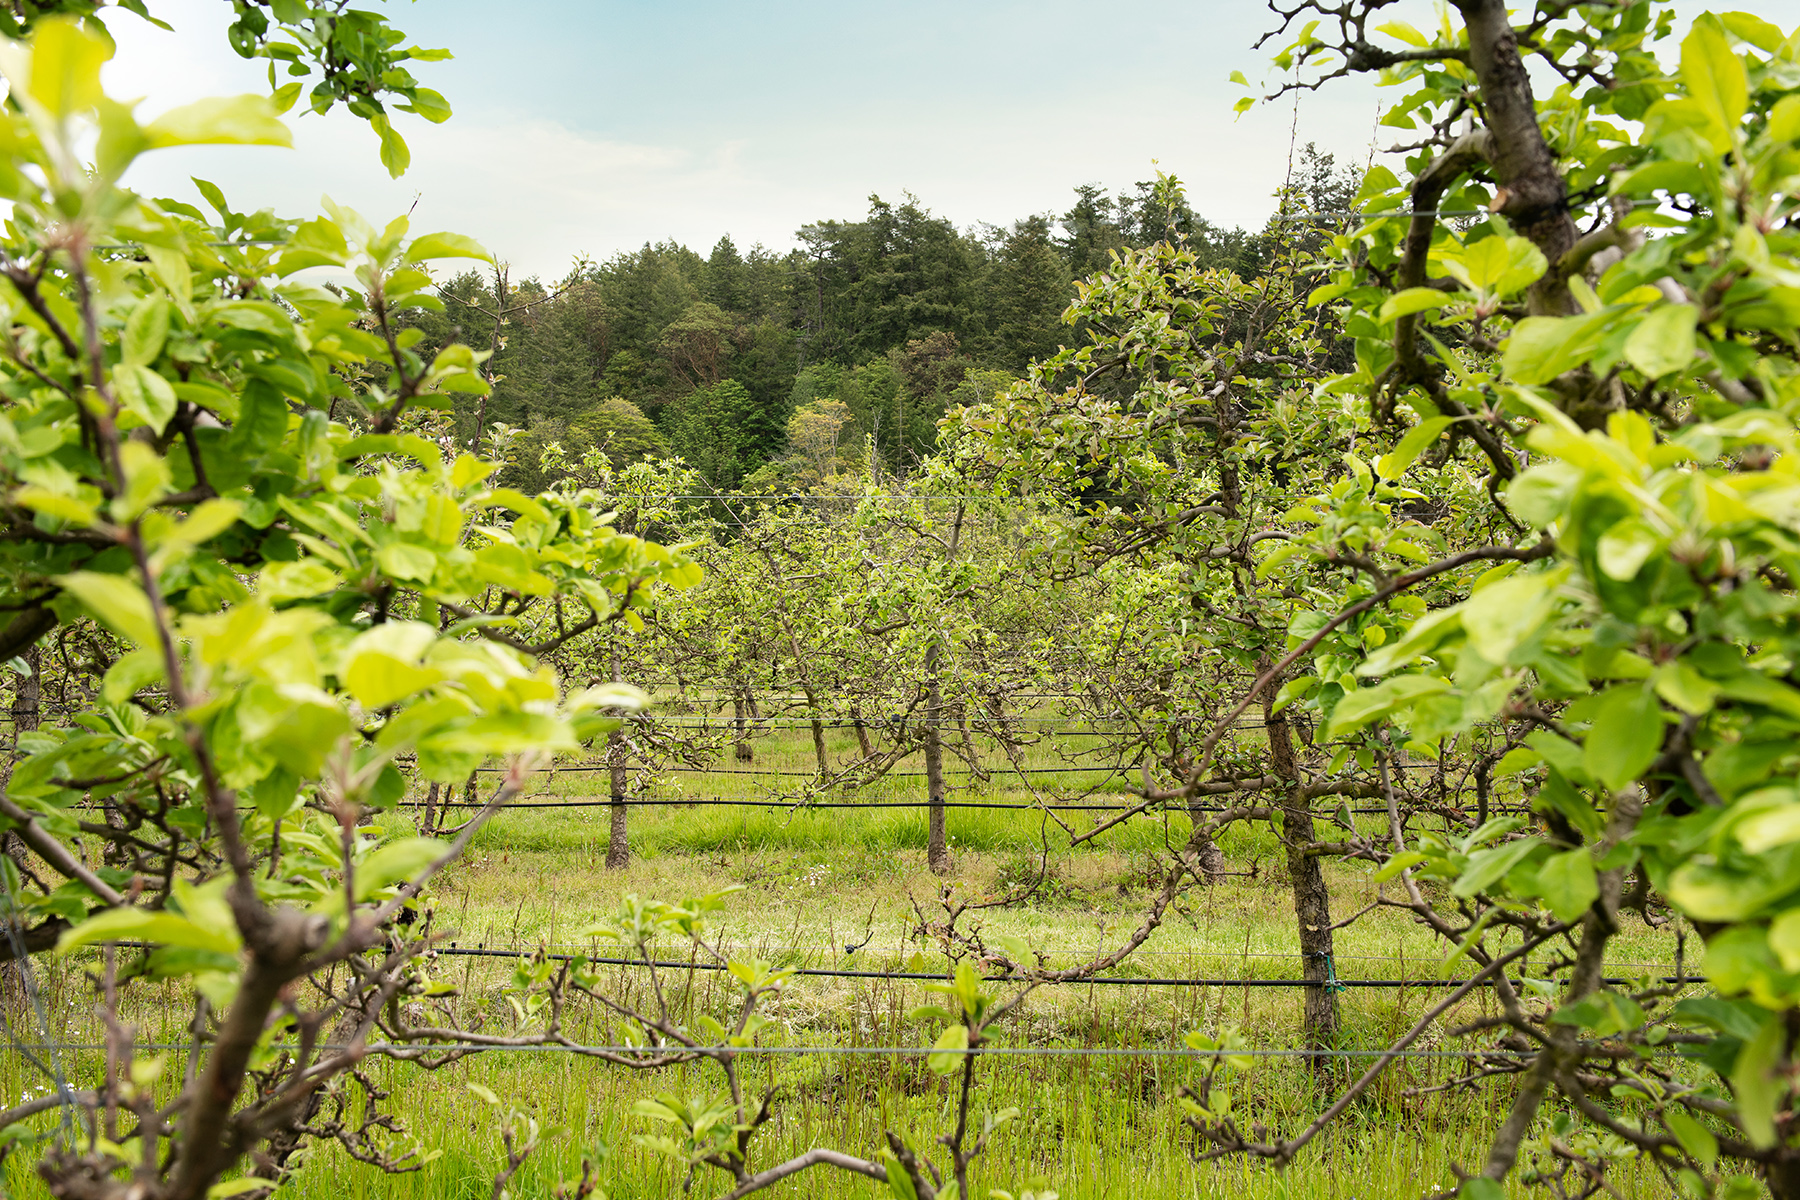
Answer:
[
  {"xmin": 1268, "ymin": 199, "xmax": 1662, "ymax": 223},
  {"xmin": 464, "ymin": 762, "xmax": 1443, "ymax": 777},
  {"xmin": 406, "ymin": 798, "xmax": 1530, "ymax": 814},
  {"xmin": 418, "ymin": 946, "xmax": 1700, "ymax": 990},
  {"xmin": 388, "ymin": 941, "xmax": 1681, "ymax": 966},
  {"xmin": 0, "ymin": 1042, "xmax": 1575, "ymax": 1060}
]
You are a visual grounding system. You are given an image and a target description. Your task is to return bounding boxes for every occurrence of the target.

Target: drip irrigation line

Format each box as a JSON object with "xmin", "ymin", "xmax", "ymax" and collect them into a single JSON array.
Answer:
[
  {"xmin": 407, "ymin": 796, "xmax": 1530, "ymax": 815},
  {"xmin": 625, "ymin": 723, "xmax": 1271, "ymax": 733},
  {"xmin": 408, "ymin": 939, "xmax": 1681, "ymax": 967},
  {"xmin": 473, "ymin": 766, "xmax": 1127, "ymax": 779},
  {"xmin": 464, "ymin": 762, "xmax": 1445, "ymax": 778},
  {"xmin": 0, "ymin": 1042, "xmax": 1591, "ymax": 1061},
  {"xmin": 420, "ymin": 946, "xmax": 1703, "ymax": 991}
]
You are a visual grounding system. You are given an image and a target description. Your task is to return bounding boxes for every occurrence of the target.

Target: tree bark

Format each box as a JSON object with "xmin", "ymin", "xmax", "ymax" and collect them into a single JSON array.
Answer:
[
  {"xmin": 1261, "ymin": 661, "xmax": 1338, "ymax": 1057},
  {"xmin": 1767, "ymin": 1153, "xmax": 1800, "ymax": 1200},
  {"xmin": 957, "ymin": 707, "xmax": 986, "ymax": 781},
  {"xmin": 4, "ymin": 645, "xmax": 37, "ymax": 859},
  {"xmin": 733, "ymin": 689, "xmax": 753, "ymax": 762},
  {"xmin": 1, "ymin": 645, "xmax": 38, "ymax": 1008},
  {"xmin": 1185, "ymin": 817, "xmax": 1226, "ymax": 882},
  {"xmin": 0, "ymin": 608, "xmax": 54, "ymax": 669},
  {"xmin": 1479, "ymin": 788, "xmax": 1640, "ymax": 1186},
  {"xmin": 850, "ymin": 703, "xmax": 875, "ymax": 760},
  {"xmin": 924, "ymin": 644, "xmax": 951, "ymax": 875},
  {"xmin": 803, "ymin": 684, "xmax": 830, "ymax": 780},
  {"xmin": 1454, "ymin": 0, "xmax": 1576, "ymax": 313},
  {"xmin": 606, "ymin": 642, "xmax": 629, "ymax": 870}
]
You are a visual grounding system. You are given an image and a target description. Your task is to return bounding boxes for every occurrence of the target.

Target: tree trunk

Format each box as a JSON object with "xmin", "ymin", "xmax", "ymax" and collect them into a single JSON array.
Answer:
[
  {"xmin": 1455, "ymin": 0, "xmax": 1575, "ymax": 312},
  {"xmin": 4, "ymin": 646, "xmax": 37, "ymax": 853},
  {"xmin": 11, "ymin": 644, "xmax": 37, "ymax": 740},
  {"xmin": 925, "ymin": 645, "xmax": 951, "ymax": 875},
  {"xmin": 1261, "ymin": 661, "xmax": 1338, "ymax": 1057},
  {"xmin": 1766, "ymin": 1151, "xmax": 1800, "ymax": 1200},
  {"xmin": 1, "ymin": 645, "xmax": 38, "ymax": 1008},
  {"xmin": 957, "ymin": 706, "xmax": 986, "ymax": 781},
  {"xmin": 421, "ymin": 782, "xmax": 439, "ymax": 836},
  {"xmin": 732, "ymin": 690, "xmax": 753, "ymax": 762},
  {"xmin": 1186, "ymin": 820, "xmax": 1226, "ymax": 882},
  {"xmin": 606, "ymin": 644, "xmax": 629, "ymax": 870},
  {"xmin": 803, "ymin": 686, "xmax": 829, "ymax": 779},
  {"xmin": 850, "ymin": 703, "xmax": 875, "ymax": 759}
]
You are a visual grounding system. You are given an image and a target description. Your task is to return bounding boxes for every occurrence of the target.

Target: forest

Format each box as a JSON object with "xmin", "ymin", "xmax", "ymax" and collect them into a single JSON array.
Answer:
[
  {"xmin": 409, "ymin": 168, "xmax": 1332, "ymax": 494},
  {"xmin": 2, "ymin": 3, "xmax": 1800, "ymax": 1200}
]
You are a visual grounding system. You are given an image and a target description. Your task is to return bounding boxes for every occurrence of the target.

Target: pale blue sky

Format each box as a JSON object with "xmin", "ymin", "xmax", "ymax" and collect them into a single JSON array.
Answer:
[{"xmin": 105, "ymin": 1, "xmax": 1800, "ymax": 280}]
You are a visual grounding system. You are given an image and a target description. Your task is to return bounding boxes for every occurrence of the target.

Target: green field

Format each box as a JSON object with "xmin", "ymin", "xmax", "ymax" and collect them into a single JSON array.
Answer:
[{"xmin": 2, "ymin": 718, "xmax": 1687, "ymax": 1199}]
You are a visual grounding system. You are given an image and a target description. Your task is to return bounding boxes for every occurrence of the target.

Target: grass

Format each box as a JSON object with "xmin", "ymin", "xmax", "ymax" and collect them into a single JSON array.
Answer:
[{"xmin": 0, "ymin": 712, "xmax": 1694, "ymax": 1198}]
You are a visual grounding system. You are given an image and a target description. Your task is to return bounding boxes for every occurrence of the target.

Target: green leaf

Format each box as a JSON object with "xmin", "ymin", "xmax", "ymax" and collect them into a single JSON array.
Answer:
[
  {"xmin": 1374, "ymin": 852, "xmax": 1427, "ymax": 882},
  {"xmin": 259, "ymin": 560, "xmax": 342, "ymax": 604},
  {"xmin": 1375, "ymin": 20, "xmax": 1427, "ymax": 46},
  {"xmin": 1494, "ymin": 747, "xmax": 1542, "ymax": 777},
  {"xmin": 206, "ymin": 1178, "xmax": 272, "ymax": 1199},
  {"xmin": 1721, "ymin": 11, "xmax": 1785, "ymax": 50},
  {"xmin": 344, "ymin": 651, "xmax": 443, "ymax": 709},
  {"xmin": 56, "ymin": 571, "xmax": 158, "ymax": 645},
  {"xmin": 1459, "ymin": 570, "xmax": 1556, "ymax": 665},
  {"xmin": 1682, "ymin": 18, "xmax": 1749, "ymax": 146},
  {"xmin": 881, "ymin": 1151, "xmax": 919, "ymax": 1200},
  {"xmin": 377, "ymin": 542, "xmax": 438, "ymax": 582},
  {"xmin": 117, "ymin": 364, "xmax": 179, "ymax": 435},
  {"xmin": 1770, "ymin": 909, "xmax": 1800, "ymax": 972},
  {"xmin": 1326, "ymin": 675, "xmax": 1451, "ymax": 738},
  {"xmin": 1582, "ymin": 687, "xmax": 1663, "ymax": 792},
  {"xmin": 1653, "ymin": 661, "xmax": 1721, "ymax": 716},
  {"xmin": 928, "ymin": 1023, "xmax": 969, "ymax": 1076},
  {"xmin": 354, "ymin": 838, "xmax": 444, "ymax": 900},
  {"xmin": 399, "ymin": 86, "xmax": 452, "ymax": 124},
  {"xmin": 1624, "ymin": 304, "xmax": 1698, "ymax": 379},
  {"xmin": 1376, "ymin": 417, "xmax": 1453, "ymax": 480},
  {"xmin": 1503, "ymin": 314, "xmax": 1609, "ymax": 384},
  {"xmin": 370, "ymin": 112, "xmax": 410, "ymax": 178},
  {"xmin": 58, "ymin": 907, "xmax": 240, "ymax": 956},
  {"xmin": 101, "ymin": 647, "xmax": 164, "ymax": 706},
  {"xmin": 251, "ymin": 766, "xmax": 301, "ymax": 821},
  {"xmin": 1439, "ymin": 234, "xmax": 1547, "ymax": 296},
  {"xmin": 1733, "ymin": 790, "xmax": 1800, "ymax": 854},
  {"xmin": 1534, "ymin": 848, "xmax": 1598, "ymax": 922},
  {"xmin": 403, "ymin": 231, "xmax": 492, "ymax": 264},
  {"xmin": 1378, "ymin": 288, "xmax": 1455, "ymax": 323},
  {"xmin": 1452, "ymin": 837, "xmax": 1542, "ymax": 899},
  {"xmin": 27, "ymin": 17, "xmax": 109, "ymax": 119},
  {"xmin": 122, "ymin": 295, "xmax": 170, "ymax": 368},
  {"xmin": 191, "ymin": 177, "xmax": 230, "ymax": 219},
  {"xmin": 13, "ymin": 485, "xmax": 97, "ymax": 526},
  {"xmin": 1552, "ymin": 990, "xmax": 1645, "ymax": 1035},
  {"xmin": 145, "ymin": 95, "xmax": 292, "ymax": 148},
  {"xmin": 270, "ymin": 81, "xmax": 302, "ymax": 115},
  {"xmin": 1664, "ymin": 1107, "xmax": 1718, "ymax": 1170},
  {"xmin": 1770, "ymin": 93, "xmax": 1800, "ymax": 145},
  {"xmin": 1732, "ymin": 1014, "xmax": 1784, "ymax": 1148},
  {"xmin": 1595, "ymin": 517, "xmax": 1661, "ymax": 581},
  {"xmin": 1356, "ymin": 607, "xmax": 1464, "ymax": 676}
]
